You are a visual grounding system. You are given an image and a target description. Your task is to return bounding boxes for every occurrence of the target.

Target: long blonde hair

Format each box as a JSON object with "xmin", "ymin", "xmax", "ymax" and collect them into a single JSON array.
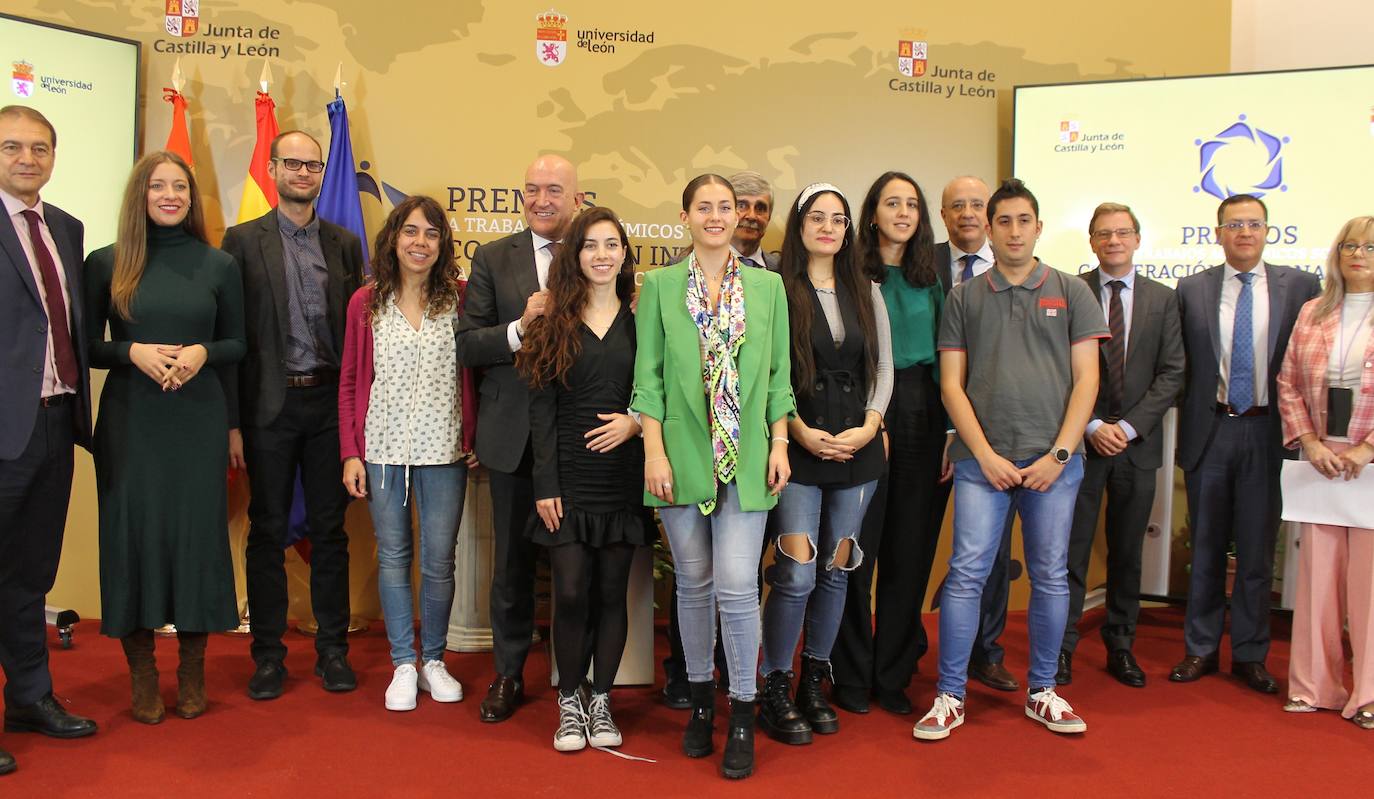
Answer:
[
  {"xmin": 1310, "ymin": 216, "xmax": 1374, "ymax": 323},
  {"xmin": 111, "ymin": 151, "xmax": 208, "ymax": 319}
]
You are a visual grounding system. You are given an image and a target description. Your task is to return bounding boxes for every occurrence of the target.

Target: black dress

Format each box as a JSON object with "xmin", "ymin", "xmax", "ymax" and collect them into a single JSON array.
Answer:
[{"xmin": 526, "ymin": 305, "xmax": 651, "ymax": 547}]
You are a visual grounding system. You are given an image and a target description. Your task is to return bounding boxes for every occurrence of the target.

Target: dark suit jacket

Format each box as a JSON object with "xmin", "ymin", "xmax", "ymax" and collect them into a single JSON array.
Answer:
[
  {"xmin": 1081, "ymin": 269, "xmax": 1185, "ymax": 470},
  {"xmin": 0, "ymin": 202, "xmax": 91, "ymax": 459},
  {"xmin": 455, "ymin": 229, "xmax": 540, "ymax": 473},
  {"xmin": 1176, "ymin": 262, "xmax": 1321, "ymax": 472},
  {"xmin": 220, "ymin": 209, "xmax": 364, "ymax": 429},
  {"xmin": 936, "ymin": 241, "xmax": 954, "ymax": 294}
]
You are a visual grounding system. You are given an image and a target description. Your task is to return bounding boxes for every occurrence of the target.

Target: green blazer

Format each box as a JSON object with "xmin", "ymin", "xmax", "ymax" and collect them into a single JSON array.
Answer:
[{"xmin": 631, "ymin": 259, "xmax": 796, "ymax": 512}]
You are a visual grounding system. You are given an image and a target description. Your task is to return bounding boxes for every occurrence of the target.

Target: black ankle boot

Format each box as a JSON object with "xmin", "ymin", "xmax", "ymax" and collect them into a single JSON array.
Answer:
[
  {"xmin": 682, "ymin": 680, "xmax": 715, "ymax": 758},
  {"xmin": 721, "ymin": 697, "xmax": 756, "ymax": 780},
  {"xmin": 757, "ymin": 670, "xmax": 812, "ymax": 745},
  {"xmin": 797, "ymin": 656, "xmax": 839, "ymax": 734}
]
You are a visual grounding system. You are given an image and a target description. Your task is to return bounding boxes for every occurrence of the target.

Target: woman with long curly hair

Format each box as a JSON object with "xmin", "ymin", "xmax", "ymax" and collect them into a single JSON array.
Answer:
[
  {"xmin": 516, "ymin": 206, "xmax": 651, "ymax": 752},
  {"xmin": 338, "ymin": 195, "xmax": 477, "ymax": 712},
  {"xmin": 84, "ymin": 150, "xmax": 245, "ymax": 724}
]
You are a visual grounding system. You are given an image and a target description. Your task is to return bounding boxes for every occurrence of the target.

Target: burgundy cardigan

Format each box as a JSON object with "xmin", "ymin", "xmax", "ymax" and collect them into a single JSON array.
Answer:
[{"xmin": 338, "ymin": 282, "xmax": 478, "ymax": 462}]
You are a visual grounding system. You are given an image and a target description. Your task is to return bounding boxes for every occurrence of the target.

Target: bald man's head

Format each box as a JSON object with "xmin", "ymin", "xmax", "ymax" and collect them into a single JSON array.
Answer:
[
  {"xmin": 940, "ymin": 175, "xmax": 990, "ymax": 252},
  {"xmin": 523, "ymin": 154, "xmax": 583, "ymax": 240}
]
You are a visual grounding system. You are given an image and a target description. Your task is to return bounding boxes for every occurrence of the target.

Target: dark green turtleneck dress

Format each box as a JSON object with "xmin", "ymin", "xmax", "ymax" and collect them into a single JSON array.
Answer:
[{"xmin": 84, "ymin": 223, "xmax": 246, "ymax": 638}]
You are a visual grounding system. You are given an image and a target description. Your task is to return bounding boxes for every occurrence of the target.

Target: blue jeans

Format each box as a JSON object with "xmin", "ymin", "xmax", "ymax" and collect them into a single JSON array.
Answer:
[
  {"xmin": 761, "ymin": 480, "xmax": 875, "ymax": 674},
  {"xmin": 937, "ymin": 455, "xmax": 1084, "ymax": 696},
  {"xmin": 365, "ymin": 462, "xmax": 468, "ymax": 666},
  {"xmin": 659, "ymin": 481, "xmax": 768, "ymax": 701}
]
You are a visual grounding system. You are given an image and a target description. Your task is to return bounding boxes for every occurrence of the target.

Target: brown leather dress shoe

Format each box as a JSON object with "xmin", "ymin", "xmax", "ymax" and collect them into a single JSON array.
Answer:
[
  {"xmin": 1168, "ymin": 654, "xmax": 1219, "ymax": 683},
  {"xmin": 479, "ymin": 675, "xmax": 524, "ymax": 723},
  {"xmin": 1231, "ymin": 661, "xmax": 1278, "ymax": 694},
  {"xmin": 968, "ymin": 661, "xmax": 1019, "ymax": 692}
]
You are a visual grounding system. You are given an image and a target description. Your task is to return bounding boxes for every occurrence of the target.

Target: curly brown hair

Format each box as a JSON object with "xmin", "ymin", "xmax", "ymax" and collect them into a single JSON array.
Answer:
[
  {"xmin": 517, "ymin": 206, "xmax": 636, "ymax": 390},
  {"xmin": 367, "ymin": 195, "xmax": 461, "ymax": 320}
]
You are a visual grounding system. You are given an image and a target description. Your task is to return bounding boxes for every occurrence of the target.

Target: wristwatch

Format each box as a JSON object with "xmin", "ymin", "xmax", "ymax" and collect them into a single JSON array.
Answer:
[{"xmin": 1050, "ymin": 446, "xmax": 1071, "ymax": 465}]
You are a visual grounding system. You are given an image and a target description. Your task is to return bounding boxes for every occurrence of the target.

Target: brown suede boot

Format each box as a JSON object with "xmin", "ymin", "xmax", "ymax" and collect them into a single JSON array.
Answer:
[
  {"xmin": 175, "ymin": 632, "xmax": 209, "ymax": 719},
  {"xmin": 120, "ymin": 629, "xmax": 163, "ymax": 724}
]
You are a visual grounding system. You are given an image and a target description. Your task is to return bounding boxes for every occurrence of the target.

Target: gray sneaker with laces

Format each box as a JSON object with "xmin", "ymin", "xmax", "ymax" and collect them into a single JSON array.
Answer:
[{"xmin": 586, "ymin": 691, "xmax": 622, "ymax": 747}]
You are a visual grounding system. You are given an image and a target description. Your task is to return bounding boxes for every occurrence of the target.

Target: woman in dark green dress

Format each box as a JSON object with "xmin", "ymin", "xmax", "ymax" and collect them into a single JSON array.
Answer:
[{"xmin": 84, "ymin": 151, "xmax": 245, "ymax": 724}]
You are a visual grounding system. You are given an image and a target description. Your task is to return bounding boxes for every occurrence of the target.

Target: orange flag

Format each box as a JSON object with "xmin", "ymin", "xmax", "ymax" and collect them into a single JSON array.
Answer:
[{"xmin": 162, "ymin": 88, "xmax": 193, "ymax": 166}]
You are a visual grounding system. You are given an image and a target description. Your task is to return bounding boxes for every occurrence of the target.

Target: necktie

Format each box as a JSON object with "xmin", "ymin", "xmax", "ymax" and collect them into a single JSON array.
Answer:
[
  {"xmin": 545, "ymin": 240, "xmax": 561, "ymax": 260},
  {"xmin": 1228, "ymin": 272, "xmax": 1256, "ymax": 414},
  {"xmin": 1105, "ymin": 280, "xmax": 1127, "ymax": 420},
  {"xmin": 20, "ymin": 210, "xmax": 79, "ymax": 389},
  {"xmin": 960, "ymin": 253, "xmax": 978, "ymax": 284}
]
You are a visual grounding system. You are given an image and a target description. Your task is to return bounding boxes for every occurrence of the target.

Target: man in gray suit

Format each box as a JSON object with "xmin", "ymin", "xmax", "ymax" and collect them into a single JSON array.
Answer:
[
  {"xmin": 0, "ymin": 105, "xmax": 97, "ymax": 776},
  {"xmin": 729, "ymin": 170, "xmax": 778, "ymax": 270},
  {"xmin": 1059, "ymin": 203, "xmax": 1184, "ymax": 688},
  {"xmin": 1170, "ymin": 193, "xmax": 1320, "ymax": 693},
  {"xmin": 458, "ymin": 155, "xmax": 637, "ymax": 722}
]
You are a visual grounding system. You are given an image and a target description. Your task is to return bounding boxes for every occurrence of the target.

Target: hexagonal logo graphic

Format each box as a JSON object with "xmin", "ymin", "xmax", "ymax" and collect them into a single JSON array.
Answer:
[{"xmin": 1193, "ymin": 115, "xmax": 1288, "ymax": 200}]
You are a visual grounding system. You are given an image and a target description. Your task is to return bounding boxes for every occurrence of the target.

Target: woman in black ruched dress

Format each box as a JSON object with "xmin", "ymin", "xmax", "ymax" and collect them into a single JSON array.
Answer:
[{"xmin": 517, "ymin": 207, "xmax": 650, "ymax": 753}]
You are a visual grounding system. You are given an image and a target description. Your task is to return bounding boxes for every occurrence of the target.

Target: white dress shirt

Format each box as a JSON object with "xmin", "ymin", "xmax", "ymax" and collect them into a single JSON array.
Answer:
[
  {"xmin": 1086, "ymin": 267, "xmax": 1138, "ymax": 440},
  {"xmin": 2, "ymin": 188, "xmax": 75, "ymax": 397},
  {"xmin": 948, "ymin": 240, "xmax": 994, "ymax": 287},
  {"xmin": 1217, "ymin": 263, "xmax": 1270, "ymax": 407},
  {"xmin": 506, "ymin": 231, "xmax": 558, "ymax": 353}
]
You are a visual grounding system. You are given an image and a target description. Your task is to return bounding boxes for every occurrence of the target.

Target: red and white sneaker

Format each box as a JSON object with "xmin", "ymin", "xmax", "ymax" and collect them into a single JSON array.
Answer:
[
  {"xmin": 912, "ymin": 692, "xmax": 965, "ymax": 741},
  {"xmin": 1025, "ymin": 687, "xmax": 1086, "ymax": 734}
]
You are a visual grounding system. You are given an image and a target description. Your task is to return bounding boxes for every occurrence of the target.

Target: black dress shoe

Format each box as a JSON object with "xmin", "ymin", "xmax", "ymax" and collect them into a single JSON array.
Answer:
[
  {"xmin": 1231, "ymin": 661, "xmax": 1279, "ymax": 694},
  {"xmin": 830, "ymin": 684, "xmax": 870, "ymax": 714},
  {"xmin": 968, "ymin": 661, "xmax": 1020, "ymax": 692},
  {"xmin": 1168, "ymin": 654, "xmax": 1219, "ymax": 683},
  {"xmin": 479, "ymin": 675, "xmax": 524, "ymax": 723},
  {"xmin": 1107, "ymin": 650, "xmax": 1146, "ymax": 687},
  {"xmin": 0, "ymin": 746, "xmax": 15, "ymax": 776},
  {"xmin": 3, "ymin": 694, "xmax": 97, "ymax": 739},
  {"xmin": 315, "ymin": 654, "xmax": 357, "ymax": 692},
  {"xmin": 662, "ymin": 674, "xmax": 691, "ymax": 710},
  {"xmin": 874, "ymin": 688, "xmax": 913, "ymax": 715},
  {"xmin": 247, "ymin": 661, "xmax": 287, "ymax": 700},
  {"xmin": 1055, "ymin": 651, "xmax": 1073, "ymax": 686}
]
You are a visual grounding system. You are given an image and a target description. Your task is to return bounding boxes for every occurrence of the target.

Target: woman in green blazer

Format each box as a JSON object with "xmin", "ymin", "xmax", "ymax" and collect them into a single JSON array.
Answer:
[{"xmin": 631, "ymin": 174, "xmax": 795, "ymax": 779}]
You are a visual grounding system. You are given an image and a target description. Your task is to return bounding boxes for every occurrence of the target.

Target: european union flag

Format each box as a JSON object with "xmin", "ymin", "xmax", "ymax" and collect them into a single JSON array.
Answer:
[{"xmin": 317, "ymin": 90, "xmax": 370, "ymax": 268}]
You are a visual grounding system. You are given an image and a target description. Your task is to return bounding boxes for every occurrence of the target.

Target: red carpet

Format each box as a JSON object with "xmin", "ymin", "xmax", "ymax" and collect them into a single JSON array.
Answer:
[{"xmin": 3, "ymin": 607, "xmax": 1367, "ymax": 797}]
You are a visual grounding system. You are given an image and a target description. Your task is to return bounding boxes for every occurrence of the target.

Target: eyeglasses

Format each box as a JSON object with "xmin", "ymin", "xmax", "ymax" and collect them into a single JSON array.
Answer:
[
  {"xmin": 1338, "ymin": 242, "xmax": 1374, "ymax": 256},
  {"xmin": 1220, "ymin": 220, "xmax": 1266, "ymax": 232},
  {"xmin": 804, "ymin": 212, "xmax": 850, "ymax": 229},
  {"xmin": 1091, "ymin": 227, "xmax": 1138, "ymax": 241},
  {"xmin": 273, "ymin": 157, "xmax": 325, "ymax": 173}
]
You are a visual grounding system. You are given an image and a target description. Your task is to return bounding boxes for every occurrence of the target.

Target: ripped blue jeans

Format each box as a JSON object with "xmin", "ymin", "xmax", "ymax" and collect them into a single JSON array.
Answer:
[{"xmin": 760, "ymin": 480, "xmax": 876, "ymax": 674}]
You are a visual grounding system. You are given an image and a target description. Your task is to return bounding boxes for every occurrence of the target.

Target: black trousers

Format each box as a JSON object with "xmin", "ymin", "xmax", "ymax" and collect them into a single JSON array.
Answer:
[
  {"xmin": 1062, "ymin": 452, "xmax": 1156, "ymax": 655},
  {"xmin": 832, "ymin": 365, "xmax": 951, "ymax": 693},
  {"xmin": 488, "ymin": 447, "xmax": 539, "ymax": 680},
  {"xmin": 1182, "ymin": 413, "xmax": 1280, "ymax": 663},
  {"xmin": 243, "ymin": 384, "xmax": 351, "ymax": 665},
  {"xmin": 0, "ymin": 401, "xmax": 74, "ymax": 707}
]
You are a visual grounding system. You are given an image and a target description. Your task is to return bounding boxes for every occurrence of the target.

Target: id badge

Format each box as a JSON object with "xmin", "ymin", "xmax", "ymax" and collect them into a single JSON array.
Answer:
[{"xmin": 1327, "ymin": 387, "xmax": 1354, "ymax": 438}]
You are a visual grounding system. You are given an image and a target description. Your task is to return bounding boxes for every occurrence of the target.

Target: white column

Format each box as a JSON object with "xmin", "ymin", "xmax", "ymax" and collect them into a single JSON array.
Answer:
[{"xmin": 446, "ymin": 469, "xmax": 494, "ymax": 652}]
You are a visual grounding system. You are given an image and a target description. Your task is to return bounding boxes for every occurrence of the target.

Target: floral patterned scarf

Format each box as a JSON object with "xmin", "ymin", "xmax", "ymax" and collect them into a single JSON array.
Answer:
[{"xmin": 685, "ymin": 252, "xmax": 746, "ymax": 515}]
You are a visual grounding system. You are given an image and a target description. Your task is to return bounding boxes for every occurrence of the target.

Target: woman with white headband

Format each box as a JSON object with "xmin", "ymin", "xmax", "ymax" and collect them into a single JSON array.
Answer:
[
  {"xmin": 631, "ymin": 173, "xmax": 795, "ymax": 779},
  {"xmin": 757, "ymin": 183, "xmax": 892, "ymax": 744}
]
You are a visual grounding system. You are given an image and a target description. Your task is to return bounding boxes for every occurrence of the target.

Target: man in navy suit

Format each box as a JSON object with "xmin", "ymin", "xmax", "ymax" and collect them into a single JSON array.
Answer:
[
  {"xmin": 0, "ymin": 105, "xmax": 98, "ymax": 777},
  {"xmin": 1171, "ymin": 193, "xmax": 1320, "ymax": 693}
]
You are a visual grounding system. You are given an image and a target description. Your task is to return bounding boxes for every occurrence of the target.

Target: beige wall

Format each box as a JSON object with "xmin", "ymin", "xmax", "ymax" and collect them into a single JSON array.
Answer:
[{"xmin": 1231, "ymin": 0, "xmax": 1374, "ymax": 71}]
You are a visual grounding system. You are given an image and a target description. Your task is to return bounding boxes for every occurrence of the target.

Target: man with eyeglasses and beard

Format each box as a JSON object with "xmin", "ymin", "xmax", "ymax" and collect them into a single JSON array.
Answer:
[
  {"xmin": 1170, "ymin": 193, "xmax": 1319, "ymax": 694},
  {"xmin": 221, "ymin": 130, "xmax": 366, "ymax": 701}
]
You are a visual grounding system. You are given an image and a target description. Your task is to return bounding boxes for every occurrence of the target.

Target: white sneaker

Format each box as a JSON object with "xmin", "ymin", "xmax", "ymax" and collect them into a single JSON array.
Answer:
[
  {"xmin": 418, "ymin": 659, "xmax": 463, "ymax": 703},
  {"xmin": 586, "ymin": 691, "xmax": 622, "ymax": 747},
  {"xmin": 913, "ymin": 692, "xmax": 965, "ymax": 741},
  {"xmin": 553, "ymin": 691, "xmax": 587, "ymax": 752},
  {"xmin": 1025, "ymin": 687, "xmax": 1087, "ymax": 734},
  {"xmin": 385, "ymin": 664, "xmax": 418, "ymax": 711}
]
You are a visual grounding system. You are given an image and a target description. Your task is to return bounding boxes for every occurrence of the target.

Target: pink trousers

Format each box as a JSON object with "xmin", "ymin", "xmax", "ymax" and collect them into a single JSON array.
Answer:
[{"xmin": 1286, "ymin": 441, "xmax": 1374, "ymax": 719}]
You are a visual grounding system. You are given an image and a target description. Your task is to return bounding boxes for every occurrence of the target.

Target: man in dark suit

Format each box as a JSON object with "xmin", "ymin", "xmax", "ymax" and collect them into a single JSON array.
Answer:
[
  {"xmin": 459, "ymin": 155, "xmax": 637, "ymax": 722},
  {"xmin": 934, "ymin": 175, "xmax": 1019, "ymax": 692},
  {"xmin": 1058, "ymin": 203, "xmax": 1184, "ymax": 688},
  {"xmin": 0, "ymin": 105, "xmax": 98, "ymax": 775},
  {"xmin": 729, "ymin": 170, "xmax": 779, "ymax": 271},
  {"xmin": 1171, "ymin": 193, "xmax": 1320, "ymax": 693},
  {"xmin": 222, "ymin": 130, "xmax": 365, "ymax": 700}
]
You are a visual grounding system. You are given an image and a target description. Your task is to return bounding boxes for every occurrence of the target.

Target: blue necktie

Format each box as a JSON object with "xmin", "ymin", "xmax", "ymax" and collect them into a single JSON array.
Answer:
[
  {"xmin": 960, "ymin": 253, "xmax": 978, "ymax": 284},
  {"xmin": 1228, "ymin": 272, "xmax": 1256, "ymax": 414}
]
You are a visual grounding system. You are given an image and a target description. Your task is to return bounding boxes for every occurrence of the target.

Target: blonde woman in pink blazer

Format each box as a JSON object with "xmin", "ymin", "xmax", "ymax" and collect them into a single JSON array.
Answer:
[{"xmin": 1276, "ymin": 215, "xmax": 1374, "ymax": 729}]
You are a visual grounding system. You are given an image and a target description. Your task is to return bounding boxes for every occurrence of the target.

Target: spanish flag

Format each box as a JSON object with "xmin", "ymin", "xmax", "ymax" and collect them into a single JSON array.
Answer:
[{"xmin": 236, "ymin": 63, "xmax": 279, "ymax": 223}]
